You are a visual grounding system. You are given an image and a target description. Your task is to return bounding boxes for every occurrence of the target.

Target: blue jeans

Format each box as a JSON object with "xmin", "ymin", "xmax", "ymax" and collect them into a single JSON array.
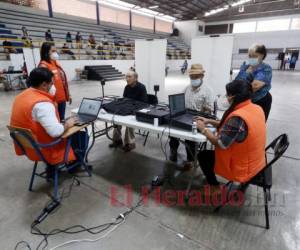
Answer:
[{"xmin": 58, "ymin": 102, "xmax": 66, "ymax": 121}]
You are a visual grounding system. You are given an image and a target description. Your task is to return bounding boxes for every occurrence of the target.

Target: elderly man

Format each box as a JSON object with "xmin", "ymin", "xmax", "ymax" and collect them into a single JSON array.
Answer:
[
  {"xmin": 169, "ymin": 64, "xmax": 214, "ymax": 170},
  {"xmin": 109, "ymin": 71, "xmax": 148, "ymax": 152}
]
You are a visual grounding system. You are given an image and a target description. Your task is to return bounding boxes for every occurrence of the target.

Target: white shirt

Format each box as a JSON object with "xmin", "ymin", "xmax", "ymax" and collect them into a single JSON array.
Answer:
[
  {"xmin": 31, "ymin": 102, "xmax": 64, "ymax": 138},
  {"xmin": 184, "ymin": 83, "xmax": 214, "ymax": 112}
]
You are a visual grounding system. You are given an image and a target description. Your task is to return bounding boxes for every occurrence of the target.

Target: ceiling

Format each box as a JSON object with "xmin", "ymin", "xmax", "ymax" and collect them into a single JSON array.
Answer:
[{"xmin": 121, "ymin": 0, "xmax": 300, "ymax": 21}]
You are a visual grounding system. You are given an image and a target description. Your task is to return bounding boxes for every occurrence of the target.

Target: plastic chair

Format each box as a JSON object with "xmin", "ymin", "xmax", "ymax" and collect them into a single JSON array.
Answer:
[
  {"xmin": 214, "ymin": 134, "xmax": 290, "ymax": 229},
  {"xmin": 7, "ymin": 125, "xmax": 90, "ymax": 201}
]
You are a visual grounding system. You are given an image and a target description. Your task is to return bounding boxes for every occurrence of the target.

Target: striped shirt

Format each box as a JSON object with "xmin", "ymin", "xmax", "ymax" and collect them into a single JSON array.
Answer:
[
  {"xmin": 218, "ymin": 116, "xmax": 248, "ymax": 149},
  {"xmin": 184, "ymin": 83, "xmax": 214, "ymax": 113}
]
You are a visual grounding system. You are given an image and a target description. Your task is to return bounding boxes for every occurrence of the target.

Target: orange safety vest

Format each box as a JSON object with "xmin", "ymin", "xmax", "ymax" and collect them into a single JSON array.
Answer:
[
  {"xmin": 214, "ymin": 100, "xmax": 266, "ymax": 183},
  {"xmin": 10, "ymin": 88, "xmax": 75, "ymax": 165},
  {"xmin": 39, "ymin": 60, "xmax": 70, "ymax": 103}
]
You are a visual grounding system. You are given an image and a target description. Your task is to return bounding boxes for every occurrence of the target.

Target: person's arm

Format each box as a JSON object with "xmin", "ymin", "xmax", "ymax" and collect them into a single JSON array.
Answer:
[
  {"xmin": 32, "ymin": 102, "xmax": 76, "ymax": 138},
  {"xmin": 248, "ymin": 65, "xmax": 272, "ymax": 92},
  {"xmin": 195, "ymin": 117, "xmax": 220, "ymax": 127},
  {"xmin": 197, "ymin": 116, "xmax": 247, "ymax": 149}
]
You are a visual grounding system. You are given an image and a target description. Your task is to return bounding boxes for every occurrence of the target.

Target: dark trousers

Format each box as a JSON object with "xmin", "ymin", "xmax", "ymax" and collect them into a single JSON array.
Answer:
[
  {"xmin": 253, "ymin": 92, "xmax": 272, "ymax": 121},
  {"xmin": 169, "ymin": 137, "xmax": 196, "ymax": 162},
  {"xmin": 198, "ymin": 150, "xmax": 219, "ymax": 185},
  {"xmin": 58, "ymin": 102, "xmax": 66, "ymax": 121}
]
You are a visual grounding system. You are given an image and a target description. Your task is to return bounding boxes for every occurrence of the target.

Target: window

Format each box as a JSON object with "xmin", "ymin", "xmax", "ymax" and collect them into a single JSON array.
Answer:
[
  {"xmin": 233, "ymin": 21, "xmax": 256, "ymax": 33},
  {"xmin": 100, "ymin": 5, "xmax": 129, "ymax": 26},
  {"xmin": 132, "ymin": 14, "xmax": 154, "ymax": 31},
  {"xmin": 256, "ymin": 19, "xmax": 290, "ymax": 32},
  {"xmin": 291, "ymin": 18, "xmax": 300, "ymax": 30},
  {"xmin": 52, "ymin": 0, "xmax": 96, "ymax": 20},
  {"xmin": 156, "ymin": 19, "xmax": 172, "ymax": 33}
]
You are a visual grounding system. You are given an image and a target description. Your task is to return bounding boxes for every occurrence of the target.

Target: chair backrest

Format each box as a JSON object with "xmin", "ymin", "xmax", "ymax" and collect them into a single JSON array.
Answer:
[
  {"xmin": 147, "ymin": 94, "xmax": 158, "ymax": 105},
  {"xmin": 250, "ymin": 134, "xmax": 290, "ymax": 187},
  {"xmin": 7, "ymin": 125, "xmax": 47, "ymax": 163},
  {"xmin": 265, "ymin": 134, "xmax": 290, "ymax": 167}
]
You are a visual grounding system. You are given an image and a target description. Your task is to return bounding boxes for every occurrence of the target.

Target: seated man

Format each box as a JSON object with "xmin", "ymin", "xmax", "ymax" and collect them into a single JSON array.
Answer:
[
  {"xmin": 109, "ymin": 71, "xmax": 147, "ymax": 152},
  {"xmin": 61, "ymin": 43, "xmax": 76, "ymax": 60},
  {"xmin": 169, "ymin": 64, "xmax": 214, "ymax": 170},
  {"xmin": 10, "ymin": 68, "xmax": 78, "ymax": 176}
]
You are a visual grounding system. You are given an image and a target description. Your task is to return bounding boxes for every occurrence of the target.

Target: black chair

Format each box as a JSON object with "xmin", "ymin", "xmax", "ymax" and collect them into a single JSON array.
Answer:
[{"xmin": 215, "ymin": 134, "xmax": 290, "ymax": 229}]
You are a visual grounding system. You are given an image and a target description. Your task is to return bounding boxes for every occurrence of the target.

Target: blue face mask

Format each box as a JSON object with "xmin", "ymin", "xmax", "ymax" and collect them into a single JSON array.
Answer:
[
  {"xmin": 248, "ymin": 58, "xmax": 259, "ymax": 66},
  {"xmin": 191, "ymin": 79, "xmax": 203, "ymax": 88}
]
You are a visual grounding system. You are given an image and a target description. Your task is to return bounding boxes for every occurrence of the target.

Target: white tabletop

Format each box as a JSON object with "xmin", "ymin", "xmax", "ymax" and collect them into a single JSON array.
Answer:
[{"xmin": 72, "ymin": 108, "xmax": 209, "ymax": 143}]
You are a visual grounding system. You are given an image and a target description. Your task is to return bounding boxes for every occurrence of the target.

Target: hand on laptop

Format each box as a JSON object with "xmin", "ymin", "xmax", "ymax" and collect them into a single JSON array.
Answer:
[
  {"xmin": 64, "ymin": 116, "xmax": 79, "ymax": 130},
  {"xmin": 194, "ymin": 116, "xmax": 210, "ymax": 125}
]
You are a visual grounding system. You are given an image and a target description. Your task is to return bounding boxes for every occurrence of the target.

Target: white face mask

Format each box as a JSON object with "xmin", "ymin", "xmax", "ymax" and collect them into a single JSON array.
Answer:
[
  {"xmin": 50, "ymin": 52, "xmax": 59, "ymax": 61},
  {"xmin": 248, "ymin": 58, "xmax": 259, "ymax": 66},
  {"xmin": 191, "ymin": 79, "xmax": 203, "ymax": 88},
  {"xmin": 49, "ymin": 85, "xmax": 56, "ymax": 96}
]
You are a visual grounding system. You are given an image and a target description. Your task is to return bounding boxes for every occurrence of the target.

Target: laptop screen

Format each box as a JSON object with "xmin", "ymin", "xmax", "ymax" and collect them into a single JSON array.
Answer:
[
  {"xmin": 169, "ymin": 93, "xmax": 185, "ymax": 115},
  {"xmin": 78, "ymin": 98, "xmax": 102, "ymax": 117}
]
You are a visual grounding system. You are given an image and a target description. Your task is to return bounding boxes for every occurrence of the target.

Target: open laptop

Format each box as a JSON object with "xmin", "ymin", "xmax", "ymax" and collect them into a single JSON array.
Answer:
[
  {"xmin": 168, "ymin": 93, "xmax": 216, "ymax": 131},
  {"xmin": 70, "ymin": 98, "xmax": 102, "ymax": 126},
  {"xmin": 8, "ymin": 66, "xmax": 14, "ymax": 72}
]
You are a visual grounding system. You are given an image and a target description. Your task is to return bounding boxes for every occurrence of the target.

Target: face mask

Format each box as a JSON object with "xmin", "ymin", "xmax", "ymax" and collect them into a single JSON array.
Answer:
[
  {"xmin": 248, "ymin": 58, "xmax": 259, "ymax": 66},
  {"xmin": 191, "ymin": 79, "xmax": 202, "ymax": 88},
  {"xmin": 50, "ymin": 52, "xmax": 59, "ymax": 60},
  {"xmin": 49, "ymin": 85, "xmax": 56, "ymax": 96}
]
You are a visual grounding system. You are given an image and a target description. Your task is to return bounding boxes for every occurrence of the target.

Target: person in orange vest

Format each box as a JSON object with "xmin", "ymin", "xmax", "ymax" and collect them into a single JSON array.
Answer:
[
  {"xmin": 10, "ymin": 68, "xmax": 77, "ymax": 177},
  {"xmin": 195, "ymin": 79, "xmax": 266, "ymax": 194},
  {"xmin": 39, "ymin": 42, "xmax": 72, "ymax": 120}
]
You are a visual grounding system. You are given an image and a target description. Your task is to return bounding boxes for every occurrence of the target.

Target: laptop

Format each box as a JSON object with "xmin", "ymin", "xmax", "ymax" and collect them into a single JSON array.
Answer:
[
  {"xmin": 71, "ymin": 98, "xmax": 102, "ymax": 126},
  {"xmin": 168, "ymin": 93, "xmax": 216, "ymax": 131},
  {"xmin": 8, "ymin": 66, "xmax": 14, "ymax": 72}
]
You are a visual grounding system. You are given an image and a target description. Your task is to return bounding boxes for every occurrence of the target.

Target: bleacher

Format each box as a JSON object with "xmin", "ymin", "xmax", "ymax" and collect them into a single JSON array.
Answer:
[{"xmin": 0, "ymin": 4, "xmax": 190, "ymax": 61}]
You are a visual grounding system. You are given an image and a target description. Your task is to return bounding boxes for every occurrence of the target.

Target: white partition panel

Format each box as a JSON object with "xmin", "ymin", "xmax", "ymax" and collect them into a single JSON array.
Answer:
[
  {"xmin": 33, "ymin": 48, "xmax": 41, "ymax": 67},
  {"xmin": 23, "ymin": 48, "xmax": 36, "ymax": 73},
  {"xmin": 135, "ymin": 39, "xmax": 167, "ymax": 99},
  {"xmin": 9, "ymin": 54, "xmax": 24, "ymax": 70},
  {"xmin": 192, "ymin": 35, "xmax": 234, "ymax": 95}
]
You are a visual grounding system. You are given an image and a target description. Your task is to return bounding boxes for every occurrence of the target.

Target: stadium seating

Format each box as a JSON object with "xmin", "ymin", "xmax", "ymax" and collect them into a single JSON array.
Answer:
[
  {"xmin": 0, "ymin": 4, "xmax": 190, "ymax": 61},
  {"xmin": 85, "ymin": 65, "xmax": 125, "ymax": 81}
]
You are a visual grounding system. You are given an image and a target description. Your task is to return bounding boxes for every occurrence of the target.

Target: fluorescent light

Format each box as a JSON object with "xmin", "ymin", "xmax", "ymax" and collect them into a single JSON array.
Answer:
[
  {"xmin": 149, "ymin": 5, "xmax": 159, "ymax": 9},
  {"xmin": 204, "ymin": 5, "xmax": 229, "ymax": 16},
  {"xmin": 231, "ymin": 0, "xmax": 251, "ymax": 7},
  {"xmin": 204, "ymin": 0, "xmax": 252, "ymax": 17},
  {"xmin": 95, "ymin": 0, "xmax": 176, "ymax": 21}
]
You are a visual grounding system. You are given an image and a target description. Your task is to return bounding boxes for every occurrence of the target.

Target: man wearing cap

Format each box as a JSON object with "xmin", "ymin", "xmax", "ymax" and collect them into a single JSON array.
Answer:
[{"xmin": 169, "ymin": 64, "xmax": 214, "ymax": 170}]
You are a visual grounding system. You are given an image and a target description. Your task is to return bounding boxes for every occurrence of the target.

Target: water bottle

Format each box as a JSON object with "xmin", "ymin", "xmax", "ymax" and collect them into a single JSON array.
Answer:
[{"xmin": 192, "ymin": 121, "xmax": 197, "ymax": 135}]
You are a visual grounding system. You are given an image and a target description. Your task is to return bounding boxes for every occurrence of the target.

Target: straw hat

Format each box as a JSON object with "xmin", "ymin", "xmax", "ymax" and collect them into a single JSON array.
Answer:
[{"xmin": 189, "ymin": 64, "xmax": 205, "ymax": 75}]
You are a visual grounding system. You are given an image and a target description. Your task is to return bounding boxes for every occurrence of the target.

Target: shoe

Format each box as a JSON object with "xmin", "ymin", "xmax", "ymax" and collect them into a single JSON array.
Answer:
[
  {"xmin": 109, "ymin": 140, "xmax": 123, "ymax": 148},
  {"xmin": 122, "ymin": 143, "xmax": 136, "ymax": 152},
  {"xmin": 176, "ymin": 161, "xmax": 193, "ymax": 171},
  {"xmin": 169, "ymin": 150, "xmax": 177, "ymax": 162}
]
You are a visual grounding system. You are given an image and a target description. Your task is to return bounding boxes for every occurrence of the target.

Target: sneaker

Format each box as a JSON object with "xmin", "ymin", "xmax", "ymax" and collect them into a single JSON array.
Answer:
[
  {"xmin": 109, "ymin": 140, "xmax": 123, "ymax": 148},
  {"xmin": 123, "ymin": 143, "xmax": 136, "ymax": 152}
]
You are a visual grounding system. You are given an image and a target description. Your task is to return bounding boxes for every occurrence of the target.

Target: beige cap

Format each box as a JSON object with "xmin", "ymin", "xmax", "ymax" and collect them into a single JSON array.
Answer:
[{"xmin": 188, "ymin": 64, "xmax": 205, "ymax": 75}]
